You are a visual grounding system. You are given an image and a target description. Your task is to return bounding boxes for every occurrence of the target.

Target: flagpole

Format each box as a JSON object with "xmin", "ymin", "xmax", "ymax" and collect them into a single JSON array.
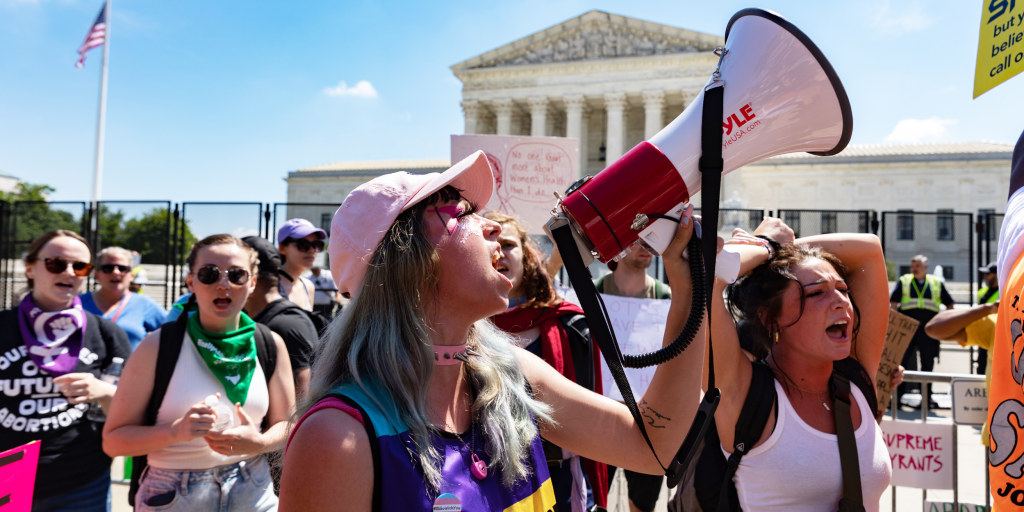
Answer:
[{"xmin": 90, "ymin": 0, "xmax": 111, "ymax": 222}]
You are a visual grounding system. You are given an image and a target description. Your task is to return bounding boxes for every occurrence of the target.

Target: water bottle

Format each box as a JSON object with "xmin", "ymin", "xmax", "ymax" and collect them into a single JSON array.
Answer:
[
  {"xmin": 87, "ymin": 356, "xmax": 125, "ymax": 422},
  {"xmin": 204, "ymin": 394, "xmax": 234, "ymax": 432},
  {"xmin": 100, "ymin": 357, "xmax": 125, "ymax": 385}
]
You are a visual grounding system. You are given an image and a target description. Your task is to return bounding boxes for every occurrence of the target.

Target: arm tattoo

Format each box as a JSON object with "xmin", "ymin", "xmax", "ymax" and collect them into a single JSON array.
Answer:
[{"xmin": 638, "ymin": 399, "xmax": 671, "ymax": 429}]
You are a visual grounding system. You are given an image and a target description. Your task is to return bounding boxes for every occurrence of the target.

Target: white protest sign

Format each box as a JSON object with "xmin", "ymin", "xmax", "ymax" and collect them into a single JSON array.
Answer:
[
  {"xmin": 451, "ymin": 134, "xmax": 578, "ymax": 234},
  {"xmin": 924, "ymin": 500, "xmax": 990, "ymax": 512},
  {"xmin": 882, "ymin": 419, "xmax": 955, "ymax": 489},
  {"xmin": 564, "ymin": 289, "xmax": 670, "ymax": 401},
  {"xmin": 951, "ymin": 378, "xmax": 988, "ymax": 426}
]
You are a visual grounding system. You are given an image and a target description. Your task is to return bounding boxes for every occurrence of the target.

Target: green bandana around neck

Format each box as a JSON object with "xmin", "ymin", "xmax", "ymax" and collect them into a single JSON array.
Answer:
[{"xmin": 185, "ymin": 308, "xmax": 258, "ymax": 406}]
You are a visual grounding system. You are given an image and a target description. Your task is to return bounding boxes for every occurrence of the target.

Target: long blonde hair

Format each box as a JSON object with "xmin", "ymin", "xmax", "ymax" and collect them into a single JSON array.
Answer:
[{"xmin": 299, "ymin": 186, "xmax": 551, "ymax": 490}]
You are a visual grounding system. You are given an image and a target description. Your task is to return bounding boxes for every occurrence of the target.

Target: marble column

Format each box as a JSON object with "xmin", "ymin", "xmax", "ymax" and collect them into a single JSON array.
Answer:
[
  {"xmin": 461, "ymin": 100, "xmax": 482, "ymax": 135},
  {"xmin": 564, "ymin": 94, "xmax": 589, "ymax": 176},
  {"xmin": 494, "ymin": 98, "xmax": 515, "ymax": 136},
  {"xmin": 528, "ymin": 97, "xmax": 549, "ymax": 137},
  {"xmin": 604, "ymin": 92, "xmax": 627, "ymax": 162},
  {"xmin": 642, "ymin": 90, "xmax": 665, "ymax": 139}
]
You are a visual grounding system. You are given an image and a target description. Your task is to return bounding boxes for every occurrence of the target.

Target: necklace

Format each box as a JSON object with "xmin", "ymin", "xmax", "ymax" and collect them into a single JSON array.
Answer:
[
  {"xmin": 447, "ymin": 419, "xmax": 488, "ymax": 480},
  {"xmin": 771, "ymin": 359, "xmax": 832, "ymax": 412}
]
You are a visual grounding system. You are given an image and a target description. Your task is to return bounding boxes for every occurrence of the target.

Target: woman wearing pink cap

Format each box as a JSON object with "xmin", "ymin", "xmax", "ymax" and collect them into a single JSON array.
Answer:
[
  {"xmin": 276, "ymin": 218, "xmax": 326, "ymax": 312},
  {"xmin": 279, "ymin": 151, "xmax": 706, "ymax": 511}
]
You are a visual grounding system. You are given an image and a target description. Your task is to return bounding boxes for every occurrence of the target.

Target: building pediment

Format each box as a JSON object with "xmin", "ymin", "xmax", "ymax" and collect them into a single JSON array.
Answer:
[{"xmin": 451, "ymin": 10, "xmax": 722, "ymax": 72}]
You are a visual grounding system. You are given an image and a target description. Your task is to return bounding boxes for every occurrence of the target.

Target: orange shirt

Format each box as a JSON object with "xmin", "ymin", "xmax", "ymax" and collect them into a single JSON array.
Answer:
[{"xmin": 989, "ymin": 248, "xmax": 1024, "ymax": 509}]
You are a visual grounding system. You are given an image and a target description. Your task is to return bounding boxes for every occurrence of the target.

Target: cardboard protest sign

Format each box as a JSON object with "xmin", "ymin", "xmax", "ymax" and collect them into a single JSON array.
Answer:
[
  {"xmin": 875, "ymin": 309, "xmax": 918, "ymax": 415},
  {"xmin": 0, "ymin": 440, "xmax": 41, "ymax": 511},
  {"xmin": 564, "ymin": 289, "xmax": 670, "ymax": 400},
  {"xmin": 882, "ymin": 419, "xmax": 955, "ymax": 489},
  {"xmin": 452, "ymin": 134, "xmax": 578, "ymax": 234},
  {"xmin": 974, "ymin": 0, "xmax": 1024, "ymax": 97}
]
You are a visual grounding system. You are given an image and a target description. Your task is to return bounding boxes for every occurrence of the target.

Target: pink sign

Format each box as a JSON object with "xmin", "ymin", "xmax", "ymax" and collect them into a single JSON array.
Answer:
[
  {"xmin": 0, "ymin": 440, "xmax": 41, "ymax": 511},
  {"xmin": 452, "ymin": 134, "xmax": 578, "ymax": 234}
]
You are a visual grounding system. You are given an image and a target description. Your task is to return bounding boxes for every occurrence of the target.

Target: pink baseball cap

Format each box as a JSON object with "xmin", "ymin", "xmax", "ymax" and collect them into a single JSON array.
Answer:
[{"xmin": 329, "ymin": 150, "xmax": 494, "ymax": 297}]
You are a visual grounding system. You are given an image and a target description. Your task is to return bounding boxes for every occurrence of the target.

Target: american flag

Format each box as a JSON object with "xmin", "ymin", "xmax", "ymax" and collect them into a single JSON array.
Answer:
[{"xmin": 75, "ymin": 3, "xmax": 106, "ymax": 68}]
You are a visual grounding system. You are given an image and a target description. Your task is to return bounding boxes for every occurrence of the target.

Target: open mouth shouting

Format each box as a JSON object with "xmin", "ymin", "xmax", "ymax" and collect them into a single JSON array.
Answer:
[{"xmin": 825, "ymin": 320, "xmax": 850, "ymax": 342}]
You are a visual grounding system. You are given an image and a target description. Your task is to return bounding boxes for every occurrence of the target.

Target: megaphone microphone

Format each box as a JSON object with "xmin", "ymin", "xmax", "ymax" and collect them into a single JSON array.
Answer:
[{"xmin": 546, "ymin": 8, "xmax": 853, "ymax": 265}]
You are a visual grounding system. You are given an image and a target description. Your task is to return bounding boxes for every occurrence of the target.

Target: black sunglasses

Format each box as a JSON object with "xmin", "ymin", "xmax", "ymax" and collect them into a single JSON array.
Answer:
[
  {"xmin": 195, "ymin": 265, "xmax": 250, "ymax": 286},
  {"xmin": 99, "ymin": 264, "xmax": 132, "ymax": 274},
  {"xmin": 43, "ymin": 258, "xmax": 93, "ymax": 277},
  {"xmin": 285, "ymin": 238, "xmax": 324, "ymax": 252}
]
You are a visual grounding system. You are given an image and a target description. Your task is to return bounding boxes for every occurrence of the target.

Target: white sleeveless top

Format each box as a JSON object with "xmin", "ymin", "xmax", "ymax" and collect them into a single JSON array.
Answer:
[
  {"xmin": 730, "ymin": 379, "xmax": 892, "ymax": 512},
  {"xmin": 147, "ymin": 331, "xmax": 270, "ymax": 470}
]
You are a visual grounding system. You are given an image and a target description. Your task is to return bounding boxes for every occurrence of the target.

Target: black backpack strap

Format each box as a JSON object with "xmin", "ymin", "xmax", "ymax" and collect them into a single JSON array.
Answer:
[
  {"xmin": 832, "ymin": 373, "xmax": 865, "ymax": 512},
  {"xmin": 716, "ymin": 361, "xmax": 777, "ymax": 512},
  {"xmin": 129, "ymin": 315, "xmax": 187, "ymax": 506},
  {"xmin": 833, "ymin": 357, "xmax": 878, "ymax": 420},
  {"xmin": 560, "ymin": 313, "xmax": 596, "ymax": 392},
  {"xmin": 254, "ymin": 323, "xmax": 277, "ymax": 381}
]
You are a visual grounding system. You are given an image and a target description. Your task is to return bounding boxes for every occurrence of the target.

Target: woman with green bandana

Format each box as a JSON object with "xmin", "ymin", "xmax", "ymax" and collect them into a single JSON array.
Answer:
[{"xmin": 104, "ymin": 234, "xmax": 295, "ymax": 511}]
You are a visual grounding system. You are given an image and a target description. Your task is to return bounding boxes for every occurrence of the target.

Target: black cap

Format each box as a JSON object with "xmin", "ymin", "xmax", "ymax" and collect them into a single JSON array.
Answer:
[
  {"xmin": 978, "ymin": 262, "xmax": 997, "ymax": 275},
  {"xmin": 242, "ymin": 236, "xmax": 282, "ymax": 275}
]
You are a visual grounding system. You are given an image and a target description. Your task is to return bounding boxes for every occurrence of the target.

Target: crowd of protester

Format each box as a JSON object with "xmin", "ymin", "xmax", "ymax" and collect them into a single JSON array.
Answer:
[{"xmin": 4, "ymin": 128, "xmax": 1022, "ymax": 511}]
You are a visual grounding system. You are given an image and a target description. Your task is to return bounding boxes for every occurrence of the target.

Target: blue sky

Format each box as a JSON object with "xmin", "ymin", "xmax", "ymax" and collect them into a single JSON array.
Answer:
[{"xmin": 2, "ymin": 0, "xmax": 1022, "ymax": 205}]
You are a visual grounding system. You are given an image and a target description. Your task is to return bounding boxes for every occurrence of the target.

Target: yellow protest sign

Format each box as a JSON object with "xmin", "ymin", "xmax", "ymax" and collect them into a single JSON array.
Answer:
[{"xmin": 974, "ymin": 0, "xmax": 1024, "ymax": 98}]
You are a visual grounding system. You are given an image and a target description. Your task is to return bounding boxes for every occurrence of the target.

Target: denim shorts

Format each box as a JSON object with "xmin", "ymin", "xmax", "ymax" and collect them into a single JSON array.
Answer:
[{"xmin": 136, "ymin": 456, "xmax": 277, "ymax": 512}]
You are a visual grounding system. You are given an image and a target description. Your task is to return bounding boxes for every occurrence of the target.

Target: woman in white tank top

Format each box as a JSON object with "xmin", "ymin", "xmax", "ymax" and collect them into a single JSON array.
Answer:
[
  {"xmin": 705, "ymin": 220, "xmax": 893, "ymax": 510},
  {"xmin": 104, "ymin": 234, "xmax": 296, "ymax": 511}
]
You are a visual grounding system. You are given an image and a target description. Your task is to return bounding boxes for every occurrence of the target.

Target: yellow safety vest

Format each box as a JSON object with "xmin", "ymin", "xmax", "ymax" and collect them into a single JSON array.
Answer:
[
  {"xmin": 978, "ymin": 285, "xmax": 1000, "ymax": 304},
  {"xmin": 898, "ymin": 274, "xmax": 942, "ymax": 312}
]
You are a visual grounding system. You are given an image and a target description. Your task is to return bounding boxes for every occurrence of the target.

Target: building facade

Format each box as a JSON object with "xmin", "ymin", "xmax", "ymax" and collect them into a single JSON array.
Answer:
[{"xmin": 285, "ymin": 10, "xmax": 1013, "ymax": 292}]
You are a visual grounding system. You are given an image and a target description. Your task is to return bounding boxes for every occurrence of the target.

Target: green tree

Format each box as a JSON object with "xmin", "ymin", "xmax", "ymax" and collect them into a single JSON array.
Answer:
[
  {"xmin": 0, "ymin": 183, "xmax": 81, "ymax": 257},
  {"xmin": 120, "ymin": 207, "xmax": 197, "ymax": 264}
]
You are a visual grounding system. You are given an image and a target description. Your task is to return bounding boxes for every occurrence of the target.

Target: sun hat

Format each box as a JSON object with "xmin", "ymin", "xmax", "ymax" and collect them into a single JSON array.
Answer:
[
  {"xmin": 277, "ymin": 218, "xmax": 327, "ymax": 245},
  {"xmin": 329, "ymin": 150, "xmax": 494, "ymax": 297}
]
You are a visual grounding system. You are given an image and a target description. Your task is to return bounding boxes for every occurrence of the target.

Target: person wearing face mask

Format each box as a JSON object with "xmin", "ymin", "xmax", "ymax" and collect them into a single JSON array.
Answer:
[
  {"xmin": 276, "ymin": 219, "xmax": 327, "ymax": 312},
  {"xmin": 706, "ymin": 219, "xmax": 892, "ymax": 511},
  {"xmin": 103, "ymin": 234, "xmax": 295, "ymax": 511},
  {"xmin": 80, "ymin": 246, "xmax": 167, "ymax": 350},
  {"xmin": 279, "ymin": 151, "xmax": 706, "ymax": 512},
  {"xmin": 486, "ymin": 211, "xmax": 607, "ymax": 512},
  {"xmin": 0, "ymin": 229, "xmax": 131, "ymax": 511}
]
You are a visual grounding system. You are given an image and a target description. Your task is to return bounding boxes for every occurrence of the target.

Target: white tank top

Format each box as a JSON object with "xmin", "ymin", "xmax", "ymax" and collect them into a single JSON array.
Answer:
[
  {"xmin": 147, "ymin": 331, "xmax": 270, "ymax": 470},
  {"xmin": 730, "ymin": 379, "xmax": 892, "ymax": 512}
]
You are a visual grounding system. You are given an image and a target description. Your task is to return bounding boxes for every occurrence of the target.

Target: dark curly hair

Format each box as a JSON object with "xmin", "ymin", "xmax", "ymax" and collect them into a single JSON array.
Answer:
[
  {"xmin": 726, "ymin": 243, "xmax": 861, "ymax": 358},
  {"xmin": 482, "ymin": 211, "xmax": 560, "ymax": 309}
]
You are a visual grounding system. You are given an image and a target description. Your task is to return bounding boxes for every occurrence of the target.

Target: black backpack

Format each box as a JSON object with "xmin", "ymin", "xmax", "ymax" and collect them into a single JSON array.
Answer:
[
  {"xmin": 671, "ymin": 358, "xmax": 877, "ymax": 512},
  {"xmin": 127, "ymin": 315, "xmax": 276, "ymax": 506}
]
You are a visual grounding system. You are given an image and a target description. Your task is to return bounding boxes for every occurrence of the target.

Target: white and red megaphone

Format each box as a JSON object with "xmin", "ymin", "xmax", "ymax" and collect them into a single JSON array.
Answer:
[{"xmin": 548, "ymin": 8, "xmax": 852, "ymax": 265}]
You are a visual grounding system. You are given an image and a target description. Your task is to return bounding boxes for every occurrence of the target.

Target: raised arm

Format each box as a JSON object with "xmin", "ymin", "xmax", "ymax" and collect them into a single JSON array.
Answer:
[
  {"xmin": 795, "ymin": 233, "xmax": 888, "ymax": 377},
  {"xmin": 521, "ymin": 206, "xmax": 705, "ymax": 473},
  {"xmin": 925, "ymin": 303, "xmax": 999, "ymax": 343}
]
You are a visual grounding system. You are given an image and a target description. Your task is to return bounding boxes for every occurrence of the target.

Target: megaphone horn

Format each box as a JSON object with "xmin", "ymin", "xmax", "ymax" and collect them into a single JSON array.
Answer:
[{"xmin": 552, "ymin": 8, "xmax": 852, "ymax": 263}]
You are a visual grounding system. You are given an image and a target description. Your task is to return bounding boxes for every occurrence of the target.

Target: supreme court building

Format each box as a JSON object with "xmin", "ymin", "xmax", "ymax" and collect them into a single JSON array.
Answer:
[{"xmin": 286, "ymin": 10, "xmax": 1013, "ymax": 287}]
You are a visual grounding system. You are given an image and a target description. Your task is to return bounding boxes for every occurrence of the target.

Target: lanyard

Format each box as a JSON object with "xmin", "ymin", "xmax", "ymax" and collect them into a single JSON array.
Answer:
[{"xmin": 108, "ymin": 293, "xmax": 131, "ymax": 323}]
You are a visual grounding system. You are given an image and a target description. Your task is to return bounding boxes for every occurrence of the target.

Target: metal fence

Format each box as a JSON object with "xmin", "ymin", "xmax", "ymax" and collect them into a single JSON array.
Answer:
[{"xmin": 1, "ymin": 202, "xmax": 1007, "ymax": 310}]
